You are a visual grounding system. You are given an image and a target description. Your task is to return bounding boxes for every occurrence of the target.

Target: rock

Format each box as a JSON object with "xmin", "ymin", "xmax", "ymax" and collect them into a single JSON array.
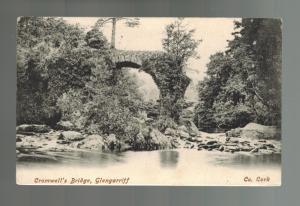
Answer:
[
  {"xmin": 208, "ymin": 144, "xmax": 221, "ymax": 149},
  {"xmin": 170, "ymin": 138, "xmax": 180, "ymax": 148},
  {"xmin": 225, "ymin": 146, "xmax": 240, "ymax": 152},
  {"xmin": 56, "ymin": 140, "xmax": 70, "ymax": 144},
  {"xmin": 178, "ymin": 125, "xmax": 188, "ymax": 133},
  {"xmin": 75, "ymin": 135, "xmax": 105, "ymax": 151},
  {"xmin": 184, "ymin": 120, "xmax": 200, "ymax": 136},
  {"xmin": 202, "ymin": 145, "xmax": 209, "ymax": 149},
  {"xmin": 219, "ymin": 145, "xmax": 225, "ymax": 151},
  {"xmin": 240, "ymin": 146, "xmax": 253, "ymax": 152},
  {"xmin": 16, "ymin": 124, "xmax": 51, "ymax": 134},
  {"xmin": 16, "ymin": 136, "xmax": 22, "ymax": 142},
  {"xmin": 240, "ymin": 140, "xmax": 250, "ymax": 145},
  {"xmin": 251, "ymin": 147, "xmax": 259, "ymax": 153},
  {"xmin": 259, "ymin": 149, "xmax": 274, "ymax": 155},
  {"xmin": 56, "ymin": 121, "xmax": 75, "ymax": 131},
  {"xmin": 187, "ymin": 137, "xmax": 201, "ymax": 143},
  {"xmin": 206, "ymin": 140, "xmax": 218, "ymax": 145},
  {"xmin": 189, "ymin": 132, "xmax": 198, "ymax": 137},
  {"xmin": 264, "ymin": 143, "xmax": 275, "ymax": 148},
  {"xmin": 164, "ymin": 128, "xmax": 176, "ymax": 136},
  {"xmin": 149, "ymin": 129, "xmax": 171, "ymax": 149},
  {"xmin": 178, "ymin": 130, "xmax": 189, "ymax": 139},
  {"xmin": 226, "ymin": 128, "xmax": 242, "ymax": 137},
  {"xmin": 259, "ymin": 145, "xmax": 267, "ymax": 150},
  {"xmin": 230, "ymin": 139, "xmax": 239, "ymax": 144},
  {"xmin": 59, "ymin": 131, "xmax": 84, "ymax": 141},
  {"xmin": 229, "ymin": 123, "xmax": 281, "ymax": 140}
]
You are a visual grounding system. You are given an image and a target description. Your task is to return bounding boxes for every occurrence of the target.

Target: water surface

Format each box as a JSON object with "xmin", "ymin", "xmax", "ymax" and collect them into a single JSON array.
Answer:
[{"xmin": 16, "ymin": 149, "xmax": 281, "ymax": 186}]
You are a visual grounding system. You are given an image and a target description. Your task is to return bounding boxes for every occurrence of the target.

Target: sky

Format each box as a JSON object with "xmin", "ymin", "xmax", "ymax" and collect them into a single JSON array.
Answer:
[{"xmin": 63, "ymin": 17, "xmax": 237, "ymax": 100}]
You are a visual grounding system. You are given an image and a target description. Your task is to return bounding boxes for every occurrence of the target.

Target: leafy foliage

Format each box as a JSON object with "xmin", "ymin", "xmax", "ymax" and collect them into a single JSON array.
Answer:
[
  {"xmin": 17, "ymin": 17, "xmax": 143, "ymax": 141},
  {"xmin": 142, "ymin": 19, "xmax": 200, "ymax": 125},
  {"xmin": 162, "ymin": 19, "xmax": 200, "ymax": 64},
  {"xmin": 17, "ymin": 17, "xmax": 86, "ymax": 125},
  {"xmin": 194, "ymin": 19, "xmax": 282, "ymax": 131}
]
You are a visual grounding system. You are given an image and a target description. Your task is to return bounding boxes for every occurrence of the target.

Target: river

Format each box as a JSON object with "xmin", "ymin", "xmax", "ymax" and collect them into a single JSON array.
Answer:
[{"xmin": 16, "ymin": 149, "xmax": 281, "ymax": 186}]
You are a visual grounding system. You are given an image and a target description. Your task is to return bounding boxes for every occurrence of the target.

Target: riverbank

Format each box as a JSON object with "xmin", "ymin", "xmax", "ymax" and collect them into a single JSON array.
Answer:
[{"xmin": 16, "ymin": 123, "xmax": 281, "ymax": 163}]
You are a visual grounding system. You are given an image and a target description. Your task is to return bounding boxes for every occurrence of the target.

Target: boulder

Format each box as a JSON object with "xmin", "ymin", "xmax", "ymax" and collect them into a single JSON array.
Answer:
[
  {"xmin": 227, "ymin": 123, "xmax": 280, "ymax": 140},
  {"xmin": 59, "ymin": 131, "xmax": 84, "ymax": 141},
  {"xmin": 149, "ymin": 129, "xmax": 171, "ymax": 149},
  {"xmin": 170, "ymin": 138, "xmax": 180, "ymax": 148},
  {"xmin": 184, "ymin": 120, "xmax": 200, "ymax": 136},
  {"xmin": 56, "ymin": 121, "xmax": 75, "ymax": 131},
  {"xmin": 164, "ymin": 128, "xmax": 176, "ymax": 136},
  {"xmin": 178, "ymin": 125, "xmax": 188, "ymax": 132},
  {"xmin": 76, "ymin": 135, "xmax": 105, "ymax": 151},
  {"xmin": 189, "ymin": 131, "xmax": 198, "ymax": 137},
  {"xmin": 16, "ymin": 124, "xmax": 51, "ymax": 134},
  {"xmin": 178, "ymin": 130, "xmax": 189, "ymax": 139}
]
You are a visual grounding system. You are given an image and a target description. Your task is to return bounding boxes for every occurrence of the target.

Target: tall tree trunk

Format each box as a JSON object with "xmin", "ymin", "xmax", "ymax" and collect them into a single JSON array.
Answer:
[{"xmin": 111, "ymin": 18, "xmax": 116, "ymax": 49}]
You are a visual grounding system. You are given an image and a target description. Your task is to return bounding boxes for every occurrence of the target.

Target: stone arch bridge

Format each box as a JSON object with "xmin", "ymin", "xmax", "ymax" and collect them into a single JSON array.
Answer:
[
  {"xmin": 109, "ymin": 49, "xmax": 191, "ymax": 122},
  {"xmin": 110, "ymin": 49, "xmax": 191, "ymax": 95}
]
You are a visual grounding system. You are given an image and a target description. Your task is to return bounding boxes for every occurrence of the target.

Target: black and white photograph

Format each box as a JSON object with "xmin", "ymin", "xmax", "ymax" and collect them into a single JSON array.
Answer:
[{"xmin": 16, "ymin": 17, "xmax": 282, "ymax": 185}]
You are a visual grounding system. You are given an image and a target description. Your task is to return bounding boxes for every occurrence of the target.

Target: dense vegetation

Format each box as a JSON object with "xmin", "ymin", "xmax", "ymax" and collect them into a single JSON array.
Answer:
[
  {"xmin": 194, "ymin": 19, "xmax": 282, "ymax": 131},
  {"xmin": 18, "ymin": 17, "xmax": 279, "ymax": 139},
  {"xmin": 17, "ymin": 17, "xmax": 143, "ymax": 141},
  {"xmin": 17, "ymin": 17, "xmax": 200, "ymax": 143}
]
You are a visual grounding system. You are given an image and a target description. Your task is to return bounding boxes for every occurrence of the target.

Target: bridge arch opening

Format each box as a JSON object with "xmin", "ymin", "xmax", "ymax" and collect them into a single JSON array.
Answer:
[{"xmin": 124, "ymin": 67, "xmax": 160, "ymax": 102}]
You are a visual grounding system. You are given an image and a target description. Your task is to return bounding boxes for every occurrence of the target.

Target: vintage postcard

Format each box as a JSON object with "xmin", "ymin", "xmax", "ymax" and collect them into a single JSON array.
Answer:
[{"xmin": 16, "ymin": 17, "xmax": 281, "ymax": 186}]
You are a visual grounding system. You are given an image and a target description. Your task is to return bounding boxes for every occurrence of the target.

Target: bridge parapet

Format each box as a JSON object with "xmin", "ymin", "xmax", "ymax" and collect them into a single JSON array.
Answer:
[{"xmin": 111, "ymin": 50, "xmax": 164, "ymax": 67}]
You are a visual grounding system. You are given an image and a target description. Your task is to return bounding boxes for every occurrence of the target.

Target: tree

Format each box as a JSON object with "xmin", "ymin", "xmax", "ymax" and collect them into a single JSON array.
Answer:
[
  {"xmin": 194, "ymin": 18, "xmax": 282, "ymax": 131},
  {"xmin": 93, "ymin": 17, "xmax": 140, "ymax": 49},
  {"xmin": 142, "ymin": 19, "xmax": 201, "ymax": 125},
  {"xmin": 17, "ymin": 17, "xmax": 88, "ymax": 125},
  {"xmin": 162, "ymin": 19, "xmax": 201, "ymax": 66},
  {"xmin": 85, "ymin": 28, "xmax": 109, "ymax": 50}
]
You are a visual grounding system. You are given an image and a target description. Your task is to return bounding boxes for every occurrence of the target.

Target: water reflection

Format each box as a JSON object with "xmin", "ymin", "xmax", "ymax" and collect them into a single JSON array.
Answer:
[
  {"xmin": 17, "ymin": 149, "xmax": 281, "ymax": 170},
  {"xmin": 159, "ymin": 150, "xmax": 179, "ymax": 168},
  {"xmin": 17, "ymin": 150, "xmax": 126, "ymax": 167},
  {"xmin": 213, "ymin": 153, "xmax": 281, "ymax": 168}
]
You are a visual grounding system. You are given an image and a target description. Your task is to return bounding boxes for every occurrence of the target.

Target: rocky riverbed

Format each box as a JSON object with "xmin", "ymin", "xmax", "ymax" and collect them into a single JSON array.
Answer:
[{"xmin": 16, "ymin": 123, "xmax": 281, "ymax": 163}]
